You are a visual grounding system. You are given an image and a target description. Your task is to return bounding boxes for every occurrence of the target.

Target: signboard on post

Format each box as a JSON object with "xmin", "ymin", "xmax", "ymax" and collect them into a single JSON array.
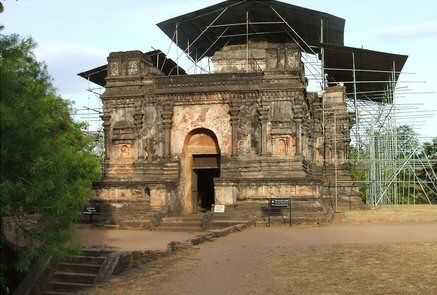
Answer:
[
  {"xmin": 213, "ymin": 204, "xmax": 225, "ymax": 213},
  {"xmin": 271, "ymin": 199, "xmax": 291, "ymax": 208},
  {"xmin": 83, "ymin": 206, "xmax": 97, "ymax": 215},
  {"xmin": 268, "ymin": 198, "xmax": 292, "ymax": 227},
  {"xmin": 82, "ymin": 205, "xmax": 101, "ymax": 223}
]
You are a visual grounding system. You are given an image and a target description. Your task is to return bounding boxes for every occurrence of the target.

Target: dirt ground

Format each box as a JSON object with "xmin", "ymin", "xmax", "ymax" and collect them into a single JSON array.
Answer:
[
  {"xmin": 86, "ymin": 220, "xmax": 437, "ymax": 295},
  {"xmin": 339, "ymin": 205, "xmax": 437, "ymax": 225}
]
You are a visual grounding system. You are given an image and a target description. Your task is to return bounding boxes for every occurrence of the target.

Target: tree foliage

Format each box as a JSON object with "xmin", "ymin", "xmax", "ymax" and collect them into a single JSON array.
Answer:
[{"xmin": 0, "ymin": 33, "xmax": 101, "ymax": 285}]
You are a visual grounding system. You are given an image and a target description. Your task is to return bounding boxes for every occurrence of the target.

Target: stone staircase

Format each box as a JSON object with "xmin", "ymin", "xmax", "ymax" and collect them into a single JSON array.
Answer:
[
  {"xmin": 209, "ymin": 211, "xmax": 252, "ymax": 229},
  {"xmin": 155, "ymin": 195, "xmax": 330, "ymax": 232},
  {"xmin": 156, "ymin": 213, "xmax": 205, "ymax": 232},
  {"xmin": 41, "ymin": 250, "xmax": 110, "ymax": 295}
]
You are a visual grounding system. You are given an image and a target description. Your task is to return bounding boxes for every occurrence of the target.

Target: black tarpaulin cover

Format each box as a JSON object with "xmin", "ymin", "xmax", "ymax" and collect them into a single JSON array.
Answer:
[{"xmin": 156, "ymin": 0, "xmax": 345, "ymax": 59}]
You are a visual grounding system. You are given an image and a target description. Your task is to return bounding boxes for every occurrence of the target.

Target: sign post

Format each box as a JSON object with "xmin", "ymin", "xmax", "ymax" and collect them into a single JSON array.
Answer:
[
  {"xmin": 268, "ymin": 198, "xmax": 292, "ymax": 227},
  {"xmin": 213, "ymin": 204, "xmax": 225, "ymax": 213},
  {"xmin": 83, "ymin": 206, "xmax": 100, "ymax": 223}
]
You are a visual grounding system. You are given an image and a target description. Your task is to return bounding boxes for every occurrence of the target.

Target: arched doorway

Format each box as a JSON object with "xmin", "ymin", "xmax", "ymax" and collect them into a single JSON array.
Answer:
[{"xmin": 183, "ymin": 128, "xmax": 221, "ymax": 214}]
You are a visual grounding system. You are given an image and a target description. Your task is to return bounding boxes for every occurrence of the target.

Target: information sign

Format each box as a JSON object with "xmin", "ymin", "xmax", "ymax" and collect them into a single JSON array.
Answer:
[
  {"xmin": 213, "ymin": 204, "xmax": 225, "ymax": 213},
  {"xmin": 271, "ymin": 199, "xmax": 291, "ymax": 208}
]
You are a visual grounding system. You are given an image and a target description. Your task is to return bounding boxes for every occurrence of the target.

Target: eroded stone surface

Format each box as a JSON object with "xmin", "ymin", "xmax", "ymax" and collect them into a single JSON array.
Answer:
[{"xmin": 92, "ymin": 41, "xmax": 360, "ymax": 221}]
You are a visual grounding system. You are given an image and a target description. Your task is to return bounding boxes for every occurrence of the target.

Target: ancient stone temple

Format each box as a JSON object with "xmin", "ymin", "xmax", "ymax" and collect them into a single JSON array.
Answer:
[{"xmin": 79, "ymin": 0, "xmax": 406, "ymax": 228}]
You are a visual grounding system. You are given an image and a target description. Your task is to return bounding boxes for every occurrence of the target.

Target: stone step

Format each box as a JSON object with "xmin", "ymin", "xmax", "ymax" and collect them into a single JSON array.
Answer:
[
  {"xmin": 254, "ymin": 221, "xmax": 269, "ymax": 227},
  {"xmin": 119, "ymin": 219, "xmax": 152, "ymax": 229},
  {"xmin": 42, "ymin": 291, "xmax": 75, "ymax": 295},
  {"xmin": 56, "ymin": 263, "xmax": 101, "ymax": 274},
  {"xmin": 46, "ymin": 281, "xmax": 94, "ymax": 293},
  {"xmin": 160, "ymin": 219, "xmax": 202, "ymax": 224},
  {"xmin": 53, "ymin": 271, "xmax": 97, "ymax": 284},
  {"xmin": 69, "ymin": 256, "xmax": 105, "ymax": 265},
  {"xmin": 210, "ymin": 214, "xmax": 250, "ymax": 221},
  {"xmin": 156, "ymin": 226, "xmax": 203, "ymax": 232},
  {"xmin": 161, "ymin": 215, "xmax": 204, "ymax": 222},
  {"xmin": 159, "ymin": 221, "xmax": 202, "ymax": 228},
  {"xmin": 81, "ymin": 249, "xmax": 113, "ymax": 256}
]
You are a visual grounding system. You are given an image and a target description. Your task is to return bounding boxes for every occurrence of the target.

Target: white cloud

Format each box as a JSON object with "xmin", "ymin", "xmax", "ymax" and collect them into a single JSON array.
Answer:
[{"xmin": 368, "ymin": 20, "xmax": 437, "ymax": 41}]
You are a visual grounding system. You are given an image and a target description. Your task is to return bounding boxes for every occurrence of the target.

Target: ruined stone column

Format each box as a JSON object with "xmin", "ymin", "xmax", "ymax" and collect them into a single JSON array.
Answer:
[
  {"xmin": 162, "ymin": 102, "xmax": 173, "ymax": 159},
  {"xmin": 100, "ymin": 112, "xmax": 111, "ymax": 160},
  {"xmin": 134, "ymin": 109, "xmax": 144, "ymax": 158},
  {"xmin": 292, "ymin": 100, "xmax": 304, "ymax": 156},
  {"xmin": 258, "ymin": 103, "xmax": 270, "ymax": 156},
  {"xmin": 229, "ymin": 100, "xmax": 241, "ymax": 156}
]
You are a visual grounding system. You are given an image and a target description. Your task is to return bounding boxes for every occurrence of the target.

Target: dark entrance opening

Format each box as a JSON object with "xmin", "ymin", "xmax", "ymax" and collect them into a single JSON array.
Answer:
[
  {"xmin": 193, "ymin": 155, "xmax": 220, "ymax": 211},
  {"xmin": 195, "ymin": 168, "xmax": 220, "ymax": 211}
]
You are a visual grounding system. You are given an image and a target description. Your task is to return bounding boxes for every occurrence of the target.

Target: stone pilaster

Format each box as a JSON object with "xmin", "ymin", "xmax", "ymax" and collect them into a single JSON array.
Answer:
[
  {"xmin": 258, "ymin": 101, "xmax": 270, "ymax": 156},
  {"xmin": 134, "ymin": 108, "xmax": 144, "ymax": 159},
  {"xmin": 229, "ymin": 99, "xmax": 241, "ymax": 156},
  {"xmin": 133, "ymin": 110, "xmax": 144, "ymax": 134},
  {"xmin": 100, "ymin": 112, "xmax": 111, "ymax": 160},
  {"xmin": 162, "ymin": 102, "xmax": 174, "ymax": 159},
  {"xmin": 294, "ymin": 116, "xmax": 302, "ymax": 156}
]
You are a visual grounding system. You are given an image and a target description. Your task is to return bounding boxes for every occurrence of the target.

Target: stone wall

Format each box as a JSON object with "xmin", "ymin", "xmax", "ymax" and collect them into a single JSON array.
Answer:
[
  {"xmin": 171, "ymin": 104, "xmax": 232, "ymax": 156},
  {"xmin": 92, "ymin": 41, "xmax": 360, "ymax": 220}
]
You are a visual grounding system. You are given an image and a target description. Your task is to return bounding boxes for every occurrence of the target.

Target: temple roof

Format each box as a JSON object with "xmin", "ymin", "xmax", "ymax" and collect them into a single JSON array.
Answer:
[
  {"xmin": 79, "ymin": 0, "xmax": 408, "ymax": 103},
  {"xmin": 323, "ymin": 43, "xmax": 408, "ymax": 102},
  {"xmin": 156, "ymin": 0, "xmax": 345, "ymax": 60}
]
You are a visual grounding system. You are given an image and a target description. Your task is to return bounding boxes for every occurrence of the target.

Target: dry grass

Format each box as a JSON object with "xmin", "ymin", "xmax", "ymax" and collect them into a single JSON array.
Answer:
[
  {"xmin": 340, "ymin": 205, "xmax": 437, "ymax": 224},
  {"xmin": 251, "ymin": 243, "xmax": 437, "ymax": 294}
]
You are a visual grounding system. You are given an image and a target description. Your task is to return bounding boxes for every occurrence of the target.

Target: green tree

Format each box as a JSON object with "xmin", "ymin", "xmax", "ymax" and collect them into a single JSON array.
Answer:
[
  {"xmin": 0, "ymin": 33, "xmax": 101, "ymax": 286},
  {"xmin": 418, "ymin": 137, "xmax": 437, "ymax": 204}
]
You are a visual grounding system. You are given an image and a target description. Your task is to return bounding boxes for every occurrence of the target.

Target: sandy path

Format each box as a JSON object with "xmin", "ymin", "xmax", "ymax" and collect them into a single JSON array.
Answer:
[{"xmin": 88, "ymin": 223, "xmax": 437, "ymax": 294}]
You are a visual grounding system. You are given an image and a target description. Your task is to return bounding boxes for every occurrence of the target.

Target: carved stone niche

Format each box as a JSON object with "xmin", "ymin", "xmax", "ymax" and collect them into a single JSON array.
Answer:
[
  {"xmin": 117, "ymin": 144, "xmax": 133, "ymax": 160},
  {"xmin": 271, "ymin": 134, "xmax": 297, "ymax": 157},
  {"xmin": 107, "ymin": 50, "xmax": 153, "ymax": 78}
]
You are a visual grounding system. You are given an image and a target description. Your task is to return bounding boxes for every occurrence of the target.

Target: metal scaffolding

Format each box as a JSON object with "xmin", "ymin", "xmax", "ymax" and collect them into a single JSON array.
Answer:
[
  {"xmin": 73, "ymin": 81, "xmax": 104, "ymax": 165},
  {"xmin": 324, "ymin": 59, "xmax": 436, "ymax": 207}
]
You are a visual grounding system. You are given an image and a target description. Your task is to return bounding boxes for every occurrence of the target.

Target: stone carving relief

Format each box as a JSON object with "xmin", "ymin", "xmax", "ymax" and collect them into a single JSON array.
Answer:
[
  {"xmin": 119, "ymin": 144, "xmax": 130, "ymax": 159},
  {"xmin": 276, "ymin": 138, "xmax": 287, "ymax": 155},
  {"xmin": 266, "ymin": 46, "xmax": 300, "ymax": 71},
  {"xmin": 108, "ymin": 107, "xmax": 138, "ymax": 163},
  {"xmin": 271, "ymin": 136, "xmax": 297, "ymax": 157},
  {"xmin": 144, "ymin": 137, "xmax": 155, "ymax": 160},
  {"xmin": 127, "ymin": 60, "xmax": 139, "ymax": 75},
  {"xmin": 237, "ymin": 103, "xmax": 260, "ymax": 156},
  {"xmin": 109, "ymin": 62, "xmax": 120, "ymax": 76},
  {"xmin": 140, "ymin": 105, "xmax": 164, "ymax": 160},
  {"xmin": 267, "ymin": 101, "xmax": 298, "ymax": 157}
]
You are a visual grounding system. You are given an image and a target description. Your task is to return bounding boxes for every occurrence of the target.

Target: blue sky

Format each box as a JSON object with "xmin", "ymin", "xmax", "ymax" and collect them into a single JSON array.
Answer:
[{"xmin": 2, "ymin": 0, "xmax": 437, "ymax": 137}]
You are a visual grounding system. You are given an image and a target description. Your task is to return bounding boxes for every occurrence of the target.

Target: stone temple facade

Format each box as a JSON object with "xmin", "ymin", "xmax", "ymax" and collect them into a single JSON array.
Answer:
[{"xmin": 89, "ymin": 40, "xmax": 361, "ymax": 226}]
